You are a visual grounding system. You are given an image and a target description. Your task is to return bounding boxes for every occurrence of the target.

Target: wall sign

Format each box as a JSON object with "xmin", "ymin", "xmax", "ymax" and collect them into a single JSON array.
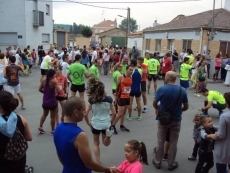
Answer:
[{"xmin": 18, "ymin": 35, "xmax": 22, "ymax": 39}]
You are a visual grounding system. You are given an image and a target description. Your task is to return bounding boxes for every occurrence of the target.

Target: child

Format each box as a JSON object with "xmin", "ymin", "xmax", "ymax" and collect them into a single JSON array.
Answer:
[
  {"xmin": 188, "ymin": 114, "xmax": 202, "ymax": 160},
  {"xmin": 195, "ymin": 116, "xmax": 218, "ymax": 173},
  {"xmin": 180, "ymin": 57, "xmax": 193, "ymax": 89},
  {"xmin": 27, "ymin": 54, "xmax": 33, "ymax": 74},
  {"xmin": 118, "ymin": 140, "xmax": 148, "ymax": 173}
]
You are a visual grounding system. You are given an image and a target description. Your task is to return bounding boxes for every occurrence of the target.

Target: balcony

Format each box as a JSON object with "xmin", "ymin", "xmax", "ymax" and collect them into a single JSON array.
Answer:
[{"xmin": 33, "ymin": 10, "xmax": 44, "ymax": 27}]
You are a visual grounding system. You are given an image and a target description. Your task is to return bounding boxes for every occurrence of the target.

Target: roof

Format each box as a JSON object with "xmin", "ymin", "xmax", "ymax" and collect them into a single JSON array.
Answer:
[
  {"xmin": 98, "ymin": 28, "xmax": 126, "ymax": 37},
  {"xmin": 127, "ymin": 31, "xmax": 142, "ymax": 36},
  {"xmin": 143, "ymin": 8, "xmax": 230, "ymax": 32},
  {"xmin": 54, "ymin": 27, "xmax": 68, "ymax": 32},
  {"xmin": 93, "ymin": 20, "xmax": 117, "ymax": 28}
]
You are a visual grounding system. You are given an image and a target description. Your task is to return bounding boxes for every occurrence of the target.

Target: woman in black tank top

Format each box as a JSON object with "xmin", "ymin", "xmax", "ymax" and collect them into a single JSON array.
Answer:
[{"xmin": 0, "ymin": 91, "xmax": 32, "ymax": 173}]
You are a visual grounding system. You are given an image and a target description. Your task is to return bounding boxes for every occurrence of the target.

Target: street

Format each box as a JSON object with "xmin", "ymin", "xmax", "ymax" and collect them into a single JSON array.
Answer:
[{"xmin": 18, "ymin": 68, "xmax": 226, "ymax": 173}]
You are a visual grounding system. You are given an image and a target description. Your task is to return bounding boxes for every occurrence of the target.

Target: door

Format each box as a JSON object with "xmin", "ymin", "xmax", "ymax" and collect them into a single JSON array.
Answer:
[
  {"xmin": 57, "ymin": 32, "xmax": 65, "ymax": 48},
  {"xmin": 111, "ymin": 37, "xmax": 126, "ymax": 47}
]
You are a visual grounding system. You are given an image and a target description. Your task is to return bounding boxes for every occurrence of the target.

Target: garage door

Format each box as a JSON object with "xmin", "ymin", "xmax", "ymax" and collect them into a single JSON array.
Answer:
[
  {"xmin": 0, "ymin": 32, "xmax": 17, "ymax": 45},
  {"xmin": 57, "ymin": 32, "xmax": 65, "ymax": 48},
  {"xmin": 111, "ymin": 37, "xmax": 126, "ymax": 47}
]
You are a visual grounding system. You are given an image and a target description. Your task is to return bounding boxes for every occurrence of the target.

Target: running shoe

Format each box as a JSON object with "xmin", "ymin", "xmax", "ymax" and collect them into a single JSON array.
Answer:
[
  {"xmin": 126, "ymin": 116, "xmax": 132, "ymax": 121},
  {"xmin": 162, "ymin": 153, "xmax": 168, "ymax": 161},
  {"xmin": 194, "ymin": 93, "xmax": 200, "ymax": 97},
  {"xmin": 21, "ymin": 106, "xmax": 26, "ymax": 110},
  {"xmin": 142, "ymin": 107, "xmax": 148, "ymax": 113},
  {"xmin": 37, "ymin": 127, "xmax": 45, "ymax": 134},
  {"xmin": 112, "ymin": 126, "xmax": 118, "ymax": 135},
  {"xmin": 106, "ymin": 128, "xmax": 113, "ymax": 137},
  {"xmin": 120, "ymin": 125, "xmax": 130, "ymax": 132},
  {"xmin": 137, "ymin": 116, "xmax": 142, "ymax": 121}
]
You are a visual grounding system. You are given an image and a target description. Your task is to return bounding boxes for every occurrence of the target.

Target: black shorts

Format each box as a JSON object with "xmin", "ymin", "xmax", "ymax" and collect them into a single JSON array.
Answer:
[
  {"xmin": 130, "ymin": 92, "xmax": 141, "ymax": 97},
  {"xmin": 118, "ymin": 98, "xmax": 130, "ymax": 106},
  {"xmin": 56, "ymin": 96, "xmax": 67, "ymax": 101},
  {"xmin": 141, "ymin": 81, "xmax": 146, "ymax": 92},
  {"xmin": 71, "ymin": 84, "xmax": 85, "ymax": 93},
  {"xmin": 0, "ymin": 85, "xmax": 3, "ymax": 91},
  {"xmin": 41, "ymin": 69, "xmax": 48, "ymax": 75},
  {"xmin": 148, "ymin": 74, "xmax": 158, "ymax": 81},
  {"xmin": 162, "ymin": 73, "xmax": 166, "ymax": 78},
  {"xmin": 29, "ymin": 65, "xmax": 33, "ymax": 69},
  {"xmin": 91, "ymin": 126, "xmax": 106, "ymax": 135},
  {"xmin": 198, "ymin": 78, "xmax": 206, "ymax": 82},
  {"xmin": 112, "ymin": 89, "xmax": 116, "ymax": 94},
  {"xmin": 215, "ymin": 67, "xmax": 221, "ymax": 71},
  {"xmin": 42, "ymin": 104, "xmax": 57, "ymax": 111}
]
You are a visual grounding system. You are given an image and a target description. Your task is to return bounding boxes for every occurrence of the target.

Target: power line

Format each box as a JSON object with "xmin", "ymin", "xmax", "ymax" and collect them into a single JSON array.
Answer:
[{"xmin": 76, "ymin": 2, "xmax": 126, "ymax": 10}]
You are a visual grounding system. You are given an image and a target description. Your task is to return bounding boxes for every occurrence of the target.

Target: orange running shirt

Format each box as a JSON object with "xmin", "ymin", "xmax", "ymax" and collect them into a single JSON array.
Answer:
[{"xmin": 118, "ymin": 74, "xmax": 132, "ymax": 98}]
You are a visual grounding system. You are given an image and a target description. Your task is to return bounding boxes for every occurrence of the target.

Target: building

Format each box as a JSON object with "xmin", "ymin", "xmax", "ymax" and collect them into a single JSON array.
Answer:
[
  {"xmin": 98, "ymin": 28, "xmax": 126, "ymax": 47},
  {"xmin": 53, "ymin": 28, "xmax": 68, "ymax": 48},
  {"xmin": 0, "ymin": 0, "xmax": 53, "ymax": 52},
  {"xmin": 127, "ymin": 31, "xmax": 143, "ymax": 54},
  {"xmin": 142, "ymin": 3, "xmax": 230, "ymax": 58},
  {"xmin": 91, "ymin": 19, "xmax": 117, "ymax": 42}
]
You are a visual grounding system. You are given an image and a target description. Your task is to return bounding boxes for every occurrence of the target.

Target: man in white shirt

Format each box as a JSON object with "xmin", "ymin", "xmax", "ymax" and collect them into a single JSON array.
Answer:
[
  {"xmin": 180, "ymin": 49, "xmax": 186, "ymax": 63},
  {"xmin": 91, "ymin": 47, "xmax": 97, "ymax": 64},
  {"xmin": 40, "ymin": 50, "xmax": 54, "ymax": 81},
  {"xmin": 61, "ymin": 54, "xmax": 70, "ymax": 81}
]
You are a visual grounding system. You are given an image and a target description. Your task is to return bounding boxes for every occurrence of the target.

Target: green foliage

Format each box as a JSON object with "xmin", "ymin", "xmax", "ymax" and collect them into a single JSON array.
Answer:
[
  {"xmin": 81, "ymin": 26, "xmax": 93, "ymax": 37},
  {"xmin": 118, "ymin": 18, "xmax": 138, "ymax": 32}
]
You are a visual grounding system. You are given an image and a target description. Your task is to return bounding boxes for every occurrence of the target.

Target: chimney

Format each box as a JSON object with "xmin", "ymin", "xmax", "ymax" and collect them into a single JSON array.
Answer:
[{"xmin": 225, "ymin": 0, "xmax": 230, "ymax": 11}]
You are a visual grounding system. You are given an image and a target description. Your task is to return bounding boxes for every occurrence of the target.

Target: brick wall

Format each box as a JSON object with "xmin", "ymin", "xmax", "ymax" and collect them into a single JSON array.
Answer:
[
  {"xmin": 201, "ymin": 30, "xmax": 209, "ymax": 54},
  {"xmin": 209, "ymin": 40, "xmax": 220, "ymax": 58},
  {"xmin": 174, "ymin": 40, "xmax": 183, "ymax": 54},
  {"xmin": 191, "ymin": 40, "xmax": 200, "ymax": 55},
  {"xmin": 161, "ymin": 39, "xmax": 168, "ymax": 53},
  {"xmin": 150, "ymin": 39, "xmax": 156, "ymax": 52}
]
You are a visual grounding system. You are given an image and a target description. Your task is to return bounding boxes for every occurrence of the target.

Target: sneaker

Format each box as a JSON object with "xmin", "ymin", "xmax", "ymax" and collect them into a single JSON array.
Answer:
[
  {"xmin": 168, "ymin": 162, "xmax": 178, "ymax": 171},
  {"xmin": 126, "ymin": 116, "xmax": 132, "ymax": 121},
  {"xmin": 106, "ymin": 128, "xmax": 113, "ymax": 137},
  {"xmin": 50, "ymin": 131, "xmax": 54, "ymax": 136},
  {"xmin": 21, "ymin": 106, "xmax": 26, "ymax": 110},
  {"xmin": 37, "ymin": 127, "xmax": 45, "ymax": 134},
  {"xmin": 134, "ymin": 106, "xmax": 137, "ymax": 111},
  {"xmin": 194, "ymin": 93, "xmax": 200, "ymax": 97},
  {"xmin": 162, "ymin": 153, "xmax": 168, "ymax": 161},
  {"xmin": 142, "ymin": 107, "xmax": 148, "ymax": 113},
  {"xmin": 188, "ymin": 156, "xmax": 196, "ymax": 160},
  {"xmin": 112, "ymin": 126, "xmax": 118, "ymax": 135},
  {"xmin": 120, "ymin": 125, "xmax": 130, "ymax": 132},
  {"xmin": 137, "ymin": 116, "xmax": 142, "ymax": 121},
  {"xmin": 152, "ymin": 158, "xmax": 161, "ymax": 169}
]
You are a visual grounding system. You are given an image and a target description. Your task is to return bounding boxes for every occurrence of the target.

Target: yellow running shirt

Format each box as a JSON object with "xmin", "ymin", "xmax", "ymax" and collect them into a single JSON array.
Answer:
[
  {"xmin": 207, "ymin": 91, "xmax": 226, "ymax": 104},
  {"xmin": 143, "ymin": 58, "xmax": 149, "ymax": 65},
  {"xmin": 147, "ymin": 58, "xmax": 160, "ymax": 75},
  {"xmin": 187, "ymin": 55, "xmax": 195, "ymax": 65},
  {"xmin": 180, "ymin": 63, "xmax": 192, "ymax": 81}
]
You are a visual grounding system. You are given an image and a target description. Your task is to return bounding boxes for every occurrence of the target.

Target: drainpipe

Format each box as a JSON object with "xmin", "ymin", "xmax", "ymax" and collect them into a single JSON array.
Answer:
[{"xmin": 199, "ymin": 27, "xmax": 203, "ymax": 54}]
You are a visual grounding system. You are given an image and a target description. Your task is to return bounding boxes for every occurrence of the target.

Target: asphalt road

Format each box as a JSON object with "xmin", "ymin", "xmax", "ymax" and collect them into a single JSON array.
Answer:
[{"xmin": 16, "ymin": 68, "xmax": 228, "ymax": 173}]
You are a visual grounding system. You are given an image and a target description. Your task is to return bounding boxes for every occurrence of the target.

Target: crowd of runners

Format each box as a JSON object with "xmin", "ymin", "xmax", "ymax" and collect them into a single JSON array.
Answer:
[{"xmin": 0, "ymin": 44, "xmax": 230, "ymax": 173}]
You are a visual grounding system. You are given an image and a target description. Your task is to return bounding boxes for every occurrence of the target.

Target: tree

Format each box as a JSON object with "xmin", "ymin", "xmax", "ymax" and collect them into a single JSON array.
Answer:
[
  {"xmin": 69, "ymin": 25, "xmax": 73, "ymax": 33},
  {"xmin": 81, "ymin": 26, "xmax": 93, "ymax": 37},
  {"xmin": 73, "ymin": 22, "xmax": 78, "ymax": 35},
  {"xmin": 119, "ymin": 18, "xmax": 138, "ymax": 33}
]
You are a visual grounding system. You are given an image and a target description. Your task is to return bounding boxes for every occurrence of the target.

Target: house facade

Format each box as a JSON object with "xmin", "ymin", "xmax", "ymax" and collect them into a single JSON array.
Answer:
[
  {"xmin": 142, "ymin": 6, "xmax": 230, "ymax": 58},
  {"xmin": 127, "ymin": 31, "xmax": 143, "ymax": 54},
  {"xmin": 91, "ymin": 19, "xmax": 117, "ymax": 42},
  {"xmin": 98, "ymin": 28, "xmax": 126, "ymax": 47},
  {"xmin": 53, "ymin": 28, "xmax": 68, "ymax": 48},
  {"xmin": 0, "ymin": 0, "xmax": 53, "ymax": 51}
]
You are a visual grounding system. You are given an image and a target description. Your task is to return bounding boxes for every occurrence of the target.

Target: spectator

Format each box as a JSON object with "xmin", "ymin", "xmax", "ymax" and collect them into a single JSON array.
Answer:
[{"xmin": 205, "ymin": 50, "xmax": 212, "ymax": 78}]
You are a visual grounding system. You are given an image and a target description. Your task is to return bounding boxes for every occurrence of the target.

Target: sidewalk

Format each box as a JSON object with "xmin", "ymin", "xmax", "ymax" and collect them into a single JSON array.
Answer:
[{"xmin": 207, "ymin": 78, "xmax": 225, "ymax": 84}]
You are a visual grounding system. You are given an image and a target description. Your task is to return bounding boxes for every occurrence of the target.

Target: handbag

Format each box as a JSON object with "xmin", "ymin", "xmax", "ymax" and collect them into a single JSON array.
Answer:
[{"xmin": 158, "ymin": 87, "xmax": 182, "ymax": 125}]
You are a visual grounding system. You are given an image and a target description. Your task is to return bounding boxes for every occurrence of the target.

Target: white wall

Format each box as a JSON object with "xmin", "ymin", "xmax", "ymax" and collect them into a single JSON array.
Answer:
[
  {"xmin": 144, "ymin": 30, "xmax": 200, "ymax": 40},
  {"xmin": 0, "ymin": 0, "xmax": 26, "ymax": 51},
  {"xmin": 127, "ymin": 37, "xmax": 143, "ymax": 50},
  {"xmin": 213, "ymin": 31, "xmax": 230, "ymax": 41},
  {"xmin": 25, "ymin": 0, "xmax": 53, "ymax": 51}
]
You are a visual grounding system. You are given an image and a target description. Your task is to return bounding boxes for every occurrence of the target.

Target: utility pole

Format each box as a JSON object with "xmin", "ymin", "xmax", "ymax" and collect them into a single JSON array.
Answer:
[
  {"xmin": 211, "ymin": 0, "xmax": 215, "ymax": 40},
  {"xmin": 126, "ymin": 7, "xmax": 130, "ymax": 46}
]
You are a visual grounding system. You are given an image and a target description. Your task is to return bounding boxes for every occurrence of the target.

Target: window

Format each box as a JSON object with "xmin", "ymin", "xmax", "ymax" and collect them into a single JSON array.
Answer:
[
  {"xmin": 99, "ymin": 30, "xmax": 104, "ymax": 33},
  {"xmin": 182, "ymin": 40, "xmax": 192, "ymax": 50},
  {"xmin": 195, "ymin": 30, "xmax": 200, "ymax": 36},
  {"xmin": 220, "ymin": 41, "xmax": 230, "ymax": 56},
  {"xmin": 145, "ymin": 39, "xmax": 150, "ymax": 50},
  {"xmin": 167, "ymin": 39, "xmax": 174, "ymax": 51},
  {"xmin": 42, "ymin": 34, "xmax": 50, "ymax": 44},
  {"xmin": 110, "ymin": 24, "xmax": 114, "ymax": 26},
  {"xmin": 46, "ymin": 4, "xmax": 50, "ymax": 15},
  {"xmin": 155, "ymin": 39, "xmax": 161, "ymax": 51},
  {"xmin": 33, "ymin": 10, "xmax": 44, "ymax": 26}
]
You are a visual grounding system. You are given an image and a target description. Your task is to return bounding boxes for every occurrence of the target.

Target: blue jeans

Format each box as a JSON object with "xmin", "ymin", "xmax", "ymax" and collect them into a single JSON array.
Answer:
[{"xmin": 216, "ymin": 163, "xmax": 228, "ymax": 173}]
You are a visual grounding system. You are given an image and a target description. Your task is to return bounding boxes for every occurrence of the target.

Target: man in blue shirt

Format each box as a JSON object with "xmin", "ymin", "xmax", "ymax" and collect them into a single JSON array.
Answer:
[{"xmin": 152, "ymin": 71, "xmax": 188, "ymax": 171}]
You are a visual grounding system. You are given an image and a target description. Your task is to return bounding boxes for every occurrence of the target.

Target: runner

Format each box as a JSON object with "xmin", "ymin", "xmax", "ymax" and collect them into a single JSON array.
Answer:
[
  {"xmin": 55, "ymin": 66, "xmax": 68, "ymax": 122},
  {"xmin": 180, "ymin": 57, "xmax": 193, "ymax": 89},
  {"xmin": 147, "ymin": 54, "xmax": 160, "ymax": 94},
  {"xmin": 67, "ymin": 54, "xmax": 90, "ymax": 100},
  {"xmin": 38, "ymin": 69, "xmax": 61, "ymax": 135},
  {"xmin": 127, "ymin": 59, "xmax": 143, "ymax": 120},
  {"xmin": 89, "ymin": 59, "xmax": 100, "ymax": 79},
  {"xmin": 40, "ymin": 50, "xmax": 54, "ymax": 82},
  {"xmin": 120, "ymin": 55, "xmax": 129, "ymax": 74},
  {"xmin": 111, "ymin": 65, "xmax": 133, "ymax": 135},
  {"xmin": 3, "ymin": 56, "xmax": 25, "ymax": 110}
]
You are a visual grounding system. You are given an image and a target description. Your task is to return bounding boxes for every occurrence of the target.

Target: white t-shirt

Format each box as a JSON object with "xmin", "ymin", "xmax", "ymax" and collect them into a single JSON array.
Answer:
[
  {"xmin": 61, "ymin": 62, "xmax": 69, "ymax": 77},
  {"xmin": 15, "ymin": 54, "xmax": 20, "ymax": 65},
  {"xmin": 91, "ymin": 51, "xmax": 97, "ymax": 62},
  {"xmin": 40, "ymin": 55, "xmax": 52, "ymax": 69},
  {"xmin": 74, "ymin": 50, "xmax": 80, "ymax": 58}
]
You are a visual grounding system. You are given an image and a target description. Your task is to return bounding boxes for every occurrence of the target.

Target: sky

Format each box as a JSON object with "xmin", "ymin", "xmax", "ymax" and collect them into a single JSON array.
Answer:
[{"xmin": 53, "ymin": 0, "xmax": 225, "ymax": 30}]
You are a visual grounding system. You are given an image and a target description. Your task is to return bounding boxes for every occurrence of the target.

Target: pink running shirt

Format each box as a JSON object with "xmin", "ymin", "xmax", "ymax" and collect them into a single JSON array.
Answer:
[{"xmin": 118, "ymin": 160, "xmax": 142, "ymax": 173}]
